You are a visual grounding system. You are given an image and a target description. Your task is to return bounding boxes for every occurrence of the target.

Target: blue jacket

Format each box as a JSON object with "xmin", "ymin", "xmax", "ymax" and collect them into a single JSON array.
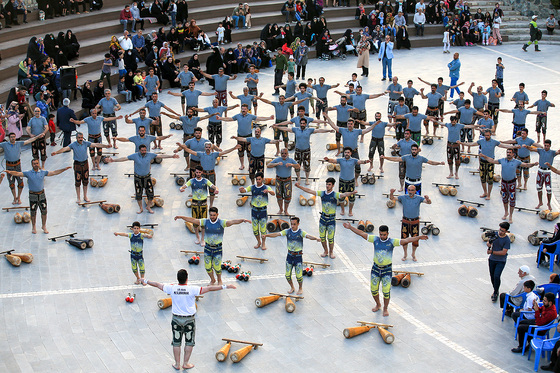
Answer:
[
  {"xmin": 378, "ymin": 41, "xmax": 394, "ymax": 60},
  {"xmin": 56, "ymin": 106, "xmax": 77, "ymax": 132},
  {"xmin": 448, "ymin": 59, "xmax": 461, "ymax": 78}
]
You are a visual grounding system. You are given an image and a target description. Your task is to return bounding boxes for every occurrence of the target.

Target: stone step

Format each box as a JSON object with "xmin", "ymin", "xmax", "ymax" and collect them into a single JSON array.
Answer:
[{"xmin": 504, "ymin": 34, "xmax": 560, "ymax": 42}]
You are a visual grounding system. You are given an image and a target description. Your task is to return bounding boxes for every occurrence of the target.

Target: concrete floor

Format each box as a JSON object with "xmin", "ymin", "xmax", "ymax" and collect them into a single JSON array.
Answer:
[{"xmin": 1, "ymin": 42, "xmax": 560, "ymax": 372}]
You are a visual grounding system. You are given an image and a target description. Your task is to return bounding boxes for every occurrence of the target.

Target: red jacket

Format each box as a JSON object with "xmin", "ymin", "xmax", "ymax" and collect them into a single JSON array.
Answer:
[
  {"xmin": 536, "ymin": 304, "xmax": 557, "ymax": 326},
  {"xmin": 120, "ymin": 9, "xmax": 132, "ymax": 20}
]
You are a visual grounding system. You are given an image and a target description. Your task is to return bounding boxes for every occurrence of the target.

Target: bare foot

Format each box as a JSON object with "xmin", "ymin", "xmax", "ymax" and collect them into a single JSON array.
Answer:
[
  {"xmin": 536, "ymin": 203, "xmax": 543, "ymax": 209},
  {"xmin": 254, "ymin": 243, "xmax": 261, "ymax": 249},
  {"xmin": 277, "ymin": 210, "xmax": 283, "ymax": 215},
  {"xmin": 12, "ymin": 200, "xmax": 17, "ymax": 205},
  {"xmin": 287, "ymin": 288, "xmax": 295, "ymax": 294},
  {"xmin": 379, "ymin": 169, "xmax": 384, "ymax": 174},
  {"xmin": 200, "ymin": 242, "xmax": 205, "ymax": 247},
  {"xmin": 501, "ymin": 215, "xmax": 507, "ymax": 220},
  {"xmin": 340, "ymin": 211, "xmax": 345, "ymax": 216},
  {"xmin": 455, "ymin": 175, "xmax": 459, "ymax": 179},
  {"xmin": 31, "ymin": 228, "xmax": 37, "ymax": 234},
  {"xmin": 16, "ymin": 198, "xmax": 22, "ymax": 205},
  {"xmin": 348, "ymin": 212, "xmax": 353, "ymax": 217},
  {"xmin": 135, "ymin": 279, "xmax": 140, "ymax": 284},
  {"xmin": 480, "ymin": 194, "xmax": 487, "ymax": 198},
  {"xmin": 42, "ymin": 227, "xmax": 49, "ymax": 234},
  {"xmin": 76, "ymin": 200, "xmax": 81, "ymax": 204},
  {"xmin": 275, "ymin": 152, "xmax": 280, "ymax": 157},
  {"xmin": 194, "ymin": 239, "xmax": 200, "ymax": 245},
  {"xmin": 320, "ymin": 252, "xmax": 328, "ymax": 257},
  {"xmin": 368, "ymin": 166, "xmax": 373, "ymax": 172},
  {"xmin": 412, "ymin": 256, "xmax": 417, "ymax": 262},
  {"xmin": 208, "ymin": 280, "xmax": 216, "ymax": 285},
  {"xmin": 383, "ymin": 309, "xmax": 389, "ymax": 317},
  {"xmin": 284, "ymin": 210, "xmax": 290, "ymax": 215},
  {"xmin": 447, "ymin": 174, "xmax": 454, "ymax": 179},
  {"xmin": 137, "ymin": 209, "xmax": 143, "ymax": 214},
  {"xmin": 305, "ymin": 180, "xmax": 310, "ymax": 185},
  {"xmin": 398, "ymin": 188, "xmax": 403, "ymax": 192},
  {"xmin": 183, "ymin": 363, "xmax": 194, "ymax": 369},
  {"xmin": 485, "ymin": 196, "xmax": 491, "ymax": 200},
  {"xmin": 261, "ymin": 244, "xmax": 267, "ymax": 250},
  {"xmin": 83, "ymin": 197, "xmax": 90, "ymax": 202},
  {"xmin": 548, "ymin": 204, "xmax": 552, "ymax": 210},
  {"xmin": 296, "ymin": 289, "xmax": 303, "ymax": 295},
  {"xmin": 508, "ymin": 219, "xmax": 513, "ymax": 224},
  {"xmin": 147, "ymin": 208, "xmax": 154, "ymax": 214},
  {"xmin": 239, "ymin": 165, "xmax": 245, "ymax": 170},
  {"xmin": 172, "ymin": 364, "xmax": 180, "ymax": 370},
  {"xmin": 113, "ymin": 145, "xmax": 119, "ymax": 149},
  {"xmin": 401, "ymin": 256, "xmax": 407, "ymax": 261},
  {"xmin": 372, "ymin": 304, "xmax": 381, "ymax": 312},
  {"xmin": 329, "ymin": 253, "xmax": 336, "ymax": 259}
]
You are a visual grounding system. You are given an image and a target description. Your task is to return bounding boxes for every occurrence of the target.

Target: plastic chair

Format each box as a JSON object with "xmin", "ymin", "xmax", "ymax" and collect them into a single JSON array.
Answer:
[
  {"xmin": 537, "ymin": 241, "xmax": 560, "ymax": 272},
  {"xmin": 502, "ymin": 292, "xmax": 527, "ymax": 322},
  {"xmin": 528, "ymin": 328, "xmax": 560, "ymax": 372},
  {"xmin": 522, "ymin": 321, "xmax": 557, "ymax": 356},
  {"xmin": 538, "ymin": 284, "xmax": 560, "ymax": 310}
]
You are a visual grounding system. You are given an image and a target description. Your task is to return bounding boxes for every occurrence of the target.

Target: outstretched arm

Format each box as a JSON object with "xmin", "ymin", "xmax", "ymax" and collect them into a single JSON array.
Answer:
[
  {"xmin": 546, "ymin": 163, "xmax": 560, "ymax": 175},
  {"xmin": 5, "ymin": 170, "xmax": 24, "ymax": 178},
  {"xmin": 479, "ymin": 154, "xmax": 499, "ymax": 164},
  {"xmin": 368, "ymin": 92, "xmax": 387, "ymax": 99},
  {"xmin": 343, "ymin": 222, "xmax": 368, "ymax": 240},
  {"xmin": 47, "ymin": 166, "xmax": 72, "ymax": 176},
  {"xmin": 262, "ymin": 232, "xmax": 282, "ymax": 239},
  {"xmin": 305, "ymin": 233, "xmax": 321, "ymax": 242},
  {"xmin": 380, "ymin": 155, "xmax": 402, "ymax": 162},
  {"xmin": 426, "ymin": 159, "xmax": 445, "ymax": 166},
  {"xmin": 199, "ymin": 283, "xmax": 237, "ymax": 295},
  {"xmin": 174, "ymin": 215, "xmax": 202, "ymax": 226},
  {"xmin": 294, "ymin": 182, "xmax": 316, "ymax": 195},
  {"xmin": 219, "ymin": 144, "xmax": 241, "ymax": 156},
  {"xmin": 225, "ymin": 218, "xmax": 251, "ymax": 227},
  {"xmin": 519, "ymin": 161, "xmax": 538, "ymax": 168},
  {"xmin": 107, "ymin": 156, "xmax": 131, "ymax": 163},
  {"xmin": 400, "ymin": 235, "xmax": 429, "ymax": 246},
  {"xmin": 324, "ymin": 115, "xmax": 339, "ymax": 132}
]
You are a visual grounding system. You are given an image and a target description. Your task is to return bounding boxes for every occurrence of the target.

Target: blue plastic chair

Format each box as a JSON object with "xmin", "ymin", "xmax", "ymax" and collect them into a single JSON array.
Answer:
[
  {"xmin": 528, "ymin": 328, "xmax": 560, "ymax": 372},
  {"xmin": 538, "ymin": 284, "xmax": 560, "ymax": 310},
  {"xmin": 522, "ymin": 321, "xmax": 557, "ymax": 356},
  {"xmin": 502, "ymin": 292, "xmax": 527, "ymax": 322},
  {"xmin": 537, "ymin": 240, "xmax": 560, "ymax": 272}
]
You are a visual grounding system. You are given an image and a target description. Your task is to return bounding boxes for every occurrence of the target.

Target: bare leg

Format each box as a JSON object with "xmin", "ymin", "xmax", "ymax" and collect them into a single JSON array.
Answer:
[
  {"xmin": 502, "ymin": 203, "xmax": 508, "ymax": 220},
  {"xmin": 368, "ymin": 158, "xmax": 374, "ymax": 172},
  {"xmin": 329, "ymin": 242, "xmax": 335, "ymax": 259},
  {"xmin": 41, "ymin": 214, "xmax": 48, "ymax": 234},
  {"xmin": 276, "ymin": 198, "xmax": 283, "ymax": 214},
  {"xmin": 136, "ymin": 200, "xmax": 143, "ymax": 214},
  {"xmin": 31, "ymin": 215, "xmax": 37, "ymax": 234},
  {"xmin": 83, "ymin": 185, "xmax": 90, "ymax": 202},
  {"xmin": 254, "ymin": 235, "xmax": 262, "ymax": 249},
  {"xmin": 320, "ymin": 240, "xmax": 328, "ymax": 257},
  {"xmin": 75, "ymin": 186, "xmax": 81, "ymax": 203},
  {"xmin": 447, "ymin": 164, "xmax": 454, "ymax": 179},
  {"xmin": 297, "ymin": 282, "xmax": 303, "ymax": 295},
  {"xmin": 182, "ymin": 345, "xmax": 194, "ymax": 369},
  {"xmin": 455, "ymin": 163, "xmax": 460, "ymax": 179},
  {"xmin": 379, "ymin": 157, "xmax": 384, "ymax": 173},
  {"xmin": 10, "ymin": 187, "xmax": 17, "ymax": 204},
  {"xmin": 217, "ymin": 272, "xmax": 223, "ymax": 285},
  {"xmin": 398, "ymin": 178, "xmax": 404, "ymax": 192},
  {"xmin": 480, "ymin": 182, "xmax": 488, "ymax": 198},
  {"xmin": 16, "ymin": 187, "xmax": 23, "ymax": 205},
  {"xmin": 382, "ymin": 297, "xmax": 390, "ymax": 317},
  {"xmin": 411, "ymin": 246, "xmax": 417, "ymax": 262},
  {"xmin": 275, "ymin": 142, "xmax": 280, "ymax": 156},
  {"xmin": 305, "ymin": 171, "xmax": 310, "ymax": 185},
  {"xmin": 207, "ymin": 271, "xmax": 216, "ymax": 285},
  {"xmin": 238, "ymin": 155, "xmax": 245, "ymax": 170},
  {"xmin": 106, "ymin": 136, "xmax": 112, "ymax": 147},
  {"xmin": 536, "ymin": 191, "xmax": 543, "ymax": 209},
  {"xmin": 508, "ymin": 205, "xmax": 514, "ymax": 224},
  {"xmin": 199, "ymin": 229, "xmax": 205, "ymax": 247},
  {"xmin": 295, "ymin": 170, "xmax": 301, "ymax": 183},
  {"xmin": 209, "ymin": 195, "xmax": 215, "ymax": 208},
  {"xmin": 547, "ymin": 193, "xmax": 552, "ymax": 210},
  {"xmin": 284, "ymin": 200, "xmax": 291, "ymax": 215},
  {"xmin": 372, "ymin": 293, "xmax": 382, "ymax": 312},
  {"xmin": 172, "ymin": 347, "xmax": 181, "ymax": 370},
  {"xmin": 261, "ymin": 235, "xmax": 267, "ymax": 250},
  {"xmin": 402, "ymin": 244, "xmax": 408, "ymax": 261},
  {"xmin": 113, "ymin": 138, "xmax": 119, "ymax": 149},
  {"xmin": 348, "ymin": 202, "xmax": 354, "ymax": 216},
  {"xmin": 287, "ymin": 279, "xmax": 295, "ymax": 294},
  {"xmin": 146, "ymin": 198, "xmax": 154, "ymax": 214},
  {"xmin": 486, "ymin": 183, "xmax": 493, "ymax": 200}
]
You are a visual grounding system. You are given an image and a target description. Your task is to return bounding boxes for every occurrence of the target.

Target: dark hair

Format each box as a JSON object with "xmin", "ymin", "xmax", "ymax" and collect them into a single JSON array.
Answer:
[
  {"xmin": 195, "ymin": 165, "xmax": 203, "ymax": 172},
  {"xmin": 450, "ymin": 116, "xmax": 457, "ymax": 122},
  {"xmin": 499, "ymin": 221, "xmax": 510, "ymax": 230},
  {"xmin": 431, "ymin": 84, "xmax": 437, "ymax": 89},
  {"xmin": 379, "ymin": 225, "xmax": 389, "ymax": 233},
  {"xmin": 464, "ymin": 99, "xmax": 471, "ymax": 105},
  {"xmin": 542, "ymin": 90, "xmax": 548, "ymax": 95},
  {"xmin": 545, "ymin": 139, "xmax": 552, "ymax": 146},
  {"xmin": 326, "ymin": 177, "xmax": 336, "ymax": 185},
  {"xmin": 291, "ymin": 216, "xmax": 300, "ymax": 224},
  {"xmin": 298, "ymin": 82, "xmax": 307, "ymax": 89},
  {"xmin": 521, "ymin": 128, "xmax": 529, "ymax": 134},
  {"xmin": 411, "ymin": 143, "xmax": 419, "ymax": 149},
  {"xmin": 544, "ymin": 292, "xmax": 555, "ymax": 304},
  {"xmin": 524, "ymin": 280, "xmax": 535, "ymax": 291},
  {"xmin": 255, "ymin": 172, "xmax": 264, "ymax": 179},
  {"xmin": 139, "ymin": 144, "xmax": 147, "ymax": 150},
  {"xmin": 551, "ymin": 274, "xmax": 560, "ymax": 284},
  {"xmin": 407, "ymin": 79, "xmax": 413, "ymax": 84},
  {"xmin": 209, "ymin": 206, "xmax": 218, "ymax": 214},
  {"xmin": 412, "ymin": 106, "xmax": 419, "ymax": 111},
  {"xmin": 132, "ymin": 221, "xmax": 141, "ymax": 228},
  {"xmin": 343, "ymin": 146, "xmax": 353, "ymax": 153},
  {"xmin": 398, "ymin": 97, "xmax": 404, "ymax": 102},
  {"xmin": 177, "ymin": 269, "xmax": 188, "ymax": 284},
  {"xmin": 194, "ymin": 127, "xmax": 203, "ymax": 133}
]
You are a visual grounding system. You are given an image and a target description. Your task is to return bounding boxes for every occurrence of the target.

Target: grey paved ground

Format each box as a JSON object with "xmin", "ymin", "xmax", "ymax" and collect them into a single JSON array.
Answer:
[{"xmin": 1, "ymin": 43, "xmax": 560, "ymax": 372}]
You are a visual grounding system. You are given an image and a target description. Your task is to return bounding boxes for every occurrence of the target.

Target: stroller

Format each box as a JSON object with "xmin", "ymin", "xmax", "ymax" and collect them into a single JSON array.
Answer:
[{"xmin": 322, "ymin": 30, "xmax": 356, "ymax": 60}]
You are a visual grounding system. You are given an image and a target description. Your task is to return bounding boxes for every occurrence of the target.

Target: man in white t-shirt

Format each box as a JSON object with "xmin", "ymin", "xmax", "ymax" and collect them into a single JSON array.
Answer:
[{"xmin": 143, "ymin": 269, "xmax": 236, "ymax": 370}]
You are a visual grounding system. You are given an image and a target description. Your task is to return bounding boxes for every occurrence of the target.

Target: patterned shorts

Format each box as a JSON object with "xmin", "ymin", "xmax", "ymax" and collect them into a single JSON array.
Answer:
[
  {"xmin": 294, "ymin": 148, "xmax": 311, "ymax": 172},
  {"xmin": 500, "ymin": 178, "xmax": 517, "ymax": 207}
]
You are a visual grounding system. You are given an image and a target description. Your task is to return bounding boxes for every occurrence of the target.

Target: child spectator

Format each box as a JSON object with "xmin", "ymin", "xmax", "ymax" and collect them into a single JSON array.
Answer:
[
  {"xmin": 118, "ymin": 76, "xmax": 133, "ymax": 103},
  {"xmin": 117, "ymin": 51, "xmax": 127, "ymax": 78},
  {"xmin": 114, "ymin": 221, "xmax": 153, "ymax": 284},
  {"xmin": 134, "ymin": 70, "xmax": 145, "ymax": 98},
  {"xmin": 47, "ymin": 113, "xmax": 56, "ymax": 146},
  {"xmin": 442, "ymin": 26, "xmax": 450, "ymax": 53},
  {"xmin": 482, "ymin": 21, "xmax": 491, "ymax": 45},
  {"xmin": 287, "ymin": 55, "xmax": 296, "ymax": 74},
  {"xmin": 216, "ymin": 23, "xmax": 226, "ymax": 45}
]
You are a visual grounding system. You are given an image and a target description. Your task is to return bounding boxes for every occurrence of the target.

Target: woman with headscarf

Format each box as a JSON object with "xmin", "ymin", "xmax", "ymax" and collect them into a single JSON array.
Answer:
[
  {"xmin": 223, "ymin": 16, "xmax": 233, "ymax": 43},
  {"xmin": 27, "ymin": 37, "xmax": 43, "ymax": 63},
  {"xmin": 187, "ymin": 53, "xmax": 203, "ymax": 80},
  {"xmin": 294, "ymin": 20, "xmax": 304, "ymax": 39},
  {"xmin": 258, "ymin": 41, "xmax": 271, "ymax": 67},
  {"xmin": 18, "ymin": 60, "xmax": 33, "ymax": 89},
  {"xmin": 303, "ymin": 21, "xmax": 315, "ymax": 46},
  {"xmin": 167, "ymin": 27, "xmax": 180, "ymax": 54},
  {"xmin": 396, "ymin": 25, "xmax": 410, "ymax": 49},
  {"xmin": 157, "ymin": 27, "xmax": 168, "ymax": 44},
  {"xmin": 284, "ymin": 23, "xmax": 294, "ymax": 45},
  {"xmin": 6, "ymin": 102, "xmax": 24, "ymax": 139},
  {"xmin": 462, "ymin": 20, "xmax": 473, "ymax": 45},
  {"xmin": 125, "ymin": 70, "xmax": 141, "ymax": 101},
  {"xmin": 150, "ymin": 59, "xmax": 163, "ymax": 82},
  {"xmin": 145, "ymin": 45, "xmax": 159, "ymax": 68},
  {"xmin": 187, "ymin": 19, "xmax": 201, "ymax": 38},
  {"xmin": 158, "ymin": 41, "xmax": 172, "ymax": 61},
  {"xmin": 93, "ymin": 80, "xmax": 105, "ymax": 103},
  {"xmin": 109, "ymin": 35, "xmax": 122, "ymax": 64},
  {"xmin": 293, "ymin": 39, "xmax": 308, "ymax": 79},
  {"xmin": 224, "ymin": 48, "xmax": 238, "ymax": 75},
  {"xmin": 81, "ymin": 80, "xmax": 96, "ymax": 119},
  {"xmin": 43, "ymin": 34, "xmax": 58, "ymax": 59},
  {"xmin": 150, "ymin": 0, "xmax": 169, "ymax": 25},
  {"xmin": 161, "ymin": 56, "xmax": 179, "ymax": 87},
  {"xmin": 356, "ymin": 34, "xmax": 370, "ymax": 77},
  {"xmin": 316, "ymin": 29, "xmax": 332, "ymax": 59},
  {"xmin": 124, "ymin": 49, "xmax": 137, "ymax": 72},
  {"xmin": 64, "ymin": 30, "xmax": 80, "ymax": 60}
]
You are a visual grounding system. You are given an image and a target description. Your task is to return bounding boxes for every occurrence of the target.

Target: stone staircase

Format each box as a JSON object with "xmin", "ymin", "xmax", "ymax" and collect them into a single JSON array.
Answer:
[{"xmin": 469, "ymin": 0, "xmax": 560, "ymax": 44}]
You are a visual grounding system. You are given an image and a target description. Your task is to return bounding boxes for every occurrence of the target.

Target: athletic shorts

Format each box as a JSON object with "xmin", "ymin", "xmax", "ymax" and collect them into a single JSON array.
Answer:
[
  {"xmin": 171, "ymin": 315, "xmax": 196, "ymax": 347},
  {"xmin": 150, "ymin": 117, "xmax": 162, "ymax": 136},
  {"xmin": 249, "ymin": 155, "xmax": 264, "ymax": 178},
  {"xmin": 192, "ymin": 199, "xmax": 208, "ymax": 219},
  {"xmin": 31, "ymin": 138, "xmax": 47, "ymax": 161},
  {"xmin": 516, "ymin": 155, "xmax": 530, "ymax": 179},
  {"xmin": 216, "ymin": 90, "xmax": 227, "ymax": 106},
  {"xmin": 286, "ymin": 252, "xmax": 303, "ymax": 283},
  {"xmin": 73, "ymin": 160, "xmax": 89, "ymax": 187},
  {"xmin": 202, "ymin": 171, "xmax": 216, "ymax": 196},
  {"xmin": 460, "ymin": 127, "xmax": 473, "ymax": 142},
  {"xmin": 479, "ymin": 160, "xmax": 494, "ymax": 184},
  {"xmin": 237, "ymin": 134, "xmax": 251, "ymax": 156},
  {"xmin": 6, "ymin": 161, "xmax": 23, "ymax": 189},
  {"xmin": 294, "ymin": 148, "xmax": 311, "ymax": 172},
  {"xmin": 371, "ymin": 263, "xmax": 392, "ymax": 299},
  {"xmin": 102, "ymin": 115, "xmax": 117, "ymax": 138}
]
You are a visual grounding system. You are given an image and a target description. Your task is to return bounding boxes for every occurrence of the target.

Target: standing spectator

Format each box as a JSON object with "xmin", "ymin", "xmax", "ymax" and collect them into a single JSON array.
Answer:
[
  {"xmin": 356, "ymin": 34, "xmax": 370, "ymax": 77},
  {"xmin": 442, "ymin": 26, "xmax": 450, "ymax": 53},
  {"xmin": 281, "ymin": 0, "xmax": 296, "ymax": 24},
  {"xmin": 546, "ymin": 14, "xmax": 556, "ymax": 35},
  {"xmin": 355, "ymin": 3, "xmax": 367, "ymax": 27},
  {"xmin": 100, "ymin": 53, "xmax": 113, "ymax": 90},
  {"xmin": 487, "ymin": 221, "xmax": 511, "ymax": 302},
  {"xmin": 414, "ymin": 8, "xmax": 425, "ymax": 36},
  {"xmin": 168, "ymin": 0, "xmax": 177, "ymax": 27},
  {"xmin": 120, "ymin": 5, "xmax": 134, "ymax": 33},
  {"xmin": 177, "ymin": 0, "xmax": 188, "ymax": 25},
  {"xmin": 378, "ymin": 35, "xmax": 393, "ymax": 81},
  {"xmin": 131, "ymin": 2, "xmax": 144, "ymax": 32},
  {"xmin": 522, "ymin": 15, "xmax": 541, "ymax": 52},
  {"xmin": 56, "ymin": 98, "xmax": 77, "ymax": 148},
  {"xmin": 272, "ymin": 48, "xmax": 288, "ymax": 95},
  {"xmin": 232, "ymin": 2, "xmax": 246, "ymax": 29},
  {"xmin": 447, "ymin": 52, "xmax": 461, "ymax": 99},
  {"xmin": 492, "ymin": 12, "xmax": 502, "ymax": 44},
  {"xmin": 294, "ymin": 39, "xmax": 309, "ymax": 80}
]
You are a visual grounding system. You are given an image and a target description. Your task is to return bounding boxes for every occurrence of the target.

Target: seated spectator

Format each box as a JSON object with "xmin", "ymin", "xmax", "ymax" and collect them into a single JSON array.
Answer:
[
  {"xmin": 294, "ymin": 20, "xmax": 304, "ymax": 39},
  {"xmin": 145, "ymin": 45, "xmax": 159, "ymax": 68},
  {"xmin": 394, "ymin": 11, "xmax": 406, "ymax": 27},
  {"xmin": 90, "ymin": 0, "xmax": 102, "ymax": 11},
  {"xmin": 197, "ymin": 31, "xmax": 212, "ymax": 51},
  {"xmin": 118, "ymin": 75, "xmax": 132, "ymax": 103},
  {"xmin": 414, "ymin": 8, "xmax": 426, "ymax": 36},
  {"xmin": 14, "ymin": 0, "xmax": 27, "ymax": 23},
  {"xmin": 3, "ymin": 0, "xmax": 19, "ymax": 28},
  {"xmin": 258, "ymin": 41, "xmax": 271, "ymax": 67},
  {"xmin": 187, "ymin": 53, "xmax": 203, "ymax": 80},
  {"xmin": 131, "ymin": 2, "xmax": 144, "ymax": 31},
  {"xmin": 546, "ymin": 13, "xmax": 557, "ymax": 35},
  {"xmin": 145, "ymin": 30, "xmax": 158, "ymax": 51},
  {"xmin": 244, "ymin": 3, "xmax": 251, "ymax": 28},
  {"xmin": 150, "ymin": 0, "xmax": 168, "ymax": 25},
  {"xmin": 281, "ymin": 0, "xmax": 295, "ymax": 24},
  {"xmin": 18, "ymin": 59, "xmax": 33, "ymax": 89},
  {"xmin": 511, "ymin": 280, "xmax": 539, "ymax": 324},
  {"xmin": 177, "ymin": 0, "xmax": 188, "ymax": 24},
  {"xmin": 64, "ymin": 30, "xmax": 80, "ymax": 60},
  {"xmin": 541, "ymin": 325, "xmax": 560, "ymax": 370},
  {"xmin": 158, "ymin": 41, "xmax": 172, "ymax": 61},
  {"xmin": 511, "ymin": 292, "xmax": 557, "ymax": 353},
  {"xmin": 132, "ymin": 70, "xmax": 145, "ymax": 98},
  {"xmin": 119, "ymin": 31, "xmax": 133, "ymax": 51},
  {"xmin": 538, "ymin": 223, "xmax": 560, "ymax": 265},
  {"xmin": 73, "ymin": 0, "xmax": 87, "ymax": 14},
  {"xmin": 161, "ymin": 56, "xmax": 179, "ymax": 87},
  {"xmin": 396, "ymin": 25, "xmax": 410, "ymax": 50},
  {"xmin": 167, "ymin": 27, "xmax": 180, "ymax": 54},
  {"xmin": 36, "ymin": 0, "xmax": 54, "ymax": 19},
  {"xmin": 500, "ymin": 265, "xmax": 535, "ymax": 316},
  {"xmin": 233, "ymin": 43, "xmax": 248, "ymax": 71},
  {"xmin": 232, "ymin": 2, "xmax": 246, "ymax": 29}
]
